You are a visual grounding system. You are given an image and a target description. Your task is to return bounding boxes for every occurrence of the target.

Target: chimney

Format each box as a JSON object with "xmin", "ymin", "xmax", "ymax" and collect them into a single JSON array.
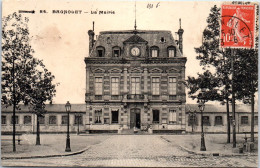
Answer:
[
  {"xmin": 177, "ymin": 18, "xmax": 184, "ymax": 54},
  {"xmin": 88, "ymin": 21, "xmax": 95, "ymax": 54}
]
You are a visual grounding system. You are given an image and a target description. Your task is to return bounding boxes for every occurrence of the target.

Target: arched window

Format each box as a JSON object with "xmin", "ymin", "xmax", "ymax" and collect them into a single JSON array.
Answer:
[
  {"xmin": 112, "ymin": 46, "xmax": 121, "ymax": 57},
  {"xmin": 167, "ymin": 46, "xmax": 176, "ymax": 57},
  {"xmin": 96, "ymin": 46, "xmax": 105, "ymax": 57},
  {"xmin": 150, "ymin": 46, "xmax": 159, "ymax": 57}
]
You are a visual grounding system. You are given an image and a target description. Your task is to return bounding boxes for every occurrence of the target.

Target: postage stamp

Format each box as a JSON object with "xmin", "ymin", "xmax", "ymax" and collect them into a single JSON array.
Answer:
[{"xmin": 221, "ymin": 4, "xmax": 256, "ymax": 48}]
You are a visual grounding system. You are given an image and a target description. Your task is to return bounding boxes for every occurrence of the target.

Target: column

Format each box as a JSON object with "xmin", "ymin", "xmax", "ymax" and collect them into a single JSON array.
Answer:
[
  {"xmin": 86, "ymin": 67, "xmax": 90, "ymax": 94},
  {"xmin": 85, "ymin": 104, "xmax": 91, "ymax": 133},
  {"xmin": 144, "ymin": 68, "xmax": 148, "ymax": 99},
  {"xmin": 123, "ymin": 68, "xmax": 128, "ymax": 99}
]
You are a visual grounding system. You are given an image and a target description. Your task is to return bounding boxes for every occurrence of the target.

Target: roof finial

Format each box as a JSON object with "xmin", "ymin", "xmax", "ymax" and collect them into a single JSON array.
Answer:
[
  {"xmin": 134, "ymin": 1, "xmax": 137, "ymax": 31},
  {"xmin": 179, "ymin": 18, "xmax": 181, "ymax": 29}
]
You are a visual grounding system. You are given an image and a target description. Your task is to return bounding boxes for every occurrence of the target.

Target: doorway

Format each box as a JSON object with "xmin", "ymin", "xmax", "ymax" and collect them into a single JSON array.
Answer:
[{"xmin": 130, "ymin": 108, "xmax": 141, "ymax": 129}]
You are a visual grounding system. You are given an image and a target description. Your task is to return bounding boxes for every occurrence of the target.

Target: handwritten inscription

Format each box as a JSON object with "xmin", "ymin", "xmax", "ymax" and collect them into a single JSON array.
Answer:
[{"xmin": 147, "ymin": 2, "xmax": 160, "ymax": 9}]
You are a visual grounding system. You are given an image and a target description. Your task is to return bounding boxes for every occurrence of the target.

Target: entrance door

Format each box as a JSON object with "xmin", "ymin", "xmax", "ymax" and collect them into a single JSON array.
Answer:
[{"xmin": 130, "ymin": 108, "xmax": 141, "ymax": 129}]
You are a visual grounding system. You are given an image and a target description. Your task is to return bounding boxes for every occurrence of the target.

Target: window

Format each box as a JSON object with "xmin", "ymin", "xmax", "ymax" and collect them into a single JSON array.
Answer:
[
  {"xmin": 62, "ymin": 116, "xmax": 68, "ymax": 125},
  {"xmin": 150, "ymin": 46, "xmax": 159, "ymax": 57},
  {"xmin": 151, "ymin": 50, "xmax": 158, "ymax": 57},
  {"xmin": 131, "ymin": 77, "xmax": 140, "ymax": 94},
  {"xmin": 202, "ymin": 116, "xmax": 210, "ymax": 126},
  {"xmin": 95, "ymin": 77, "xmax": 103, "ymax": 95},
  {"xmin": 188, "ymin": 114, "xmax": 197, "ymax": 126},
  {"xmin": 169, "ymin": 109, "xmax": 177, "ymax": 124},
  {"xmin": 160, "ymin": 37, "xmax": 166, "ymax": 43},
  {"xmin": 1, "ymin": 116, "xmax": 6, "ymax": 125},
  {"xmin": 39, "ymin": 115, "xmax": 45, "ymax": 125},
  {"xmin": 74, "ymin": 115, "xmax": 83, "ymax": 125},
  {"xmin": 241, "ymin": 116, "xmax": 249, "ymax": 125},
  {"xmin": 107, "ymin": 37, "xmax": 111, "ymax": 44},
  {"xmin": 49, "ymin": 116, "xmax": 57, "ymax": 125},
  {"xmin": 215, "ymin": 116, "xmax": 223, "ymax": 125},
  {"xmin": 168, "ymin": 46, "xmax": 176, "ymax": 57},
  {"xmin": 169, "ymin": 77, "xmax": 177, "ymax": 95},
  {"xmin": 96, "ymin": 46, "xmax": 105, "ymax": 57},
  {"xmin": 254, "ymin": 116, "xmax": 258, "ymax": 125},
  {"xmin": 152, "ymin": 77, "xmax": 160, "ymax": 95},
  {"xmin": 111, "ymin": 110, "xmax": 119, "ymax": 124},
  {"xmin": 153, "ymin": 110, "xmax": 160, "ymax": 123},
  {"xmin": 95, "ymin": 109, "xmax": 102, "ymax": 124},
  {"xmin": 111, "ymin": 77, "xmax": 119, "ymax": 95},
  {"xmin": 113, "ymin": 47, "xmax": 120, "ymax": 57},
  {"xmin": 24, "ymin": 116, "xmax": 32, "ymax": 125},
  {"xmin": 11, "ymin": 116, "xmax": 19, "ymax": 124}
]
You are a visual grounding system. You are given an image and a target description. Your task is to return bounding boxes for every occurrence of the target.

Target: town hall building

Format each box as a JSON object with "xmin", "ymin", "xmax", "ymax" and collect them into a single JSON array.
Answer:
[{"xmin": 84, "ymin": 21, "xmax": 187, "ymax": 133}]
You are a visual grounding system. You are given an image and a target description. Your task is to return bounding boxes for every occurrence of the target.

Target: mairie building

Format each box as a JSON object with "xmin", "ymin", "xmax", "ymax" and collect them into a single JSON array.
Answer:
[{"xmin": 84, "ymin": 24, "xmax": 187, "ymax": 133}]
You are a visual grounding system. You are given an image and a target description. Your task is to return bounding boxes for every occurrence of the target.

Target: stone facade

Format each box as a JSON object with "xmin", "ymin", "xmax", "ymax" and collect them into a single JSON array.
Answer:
[{"xmin": 85, "ymin": 28, "xmax": 187, "ymax": 133}]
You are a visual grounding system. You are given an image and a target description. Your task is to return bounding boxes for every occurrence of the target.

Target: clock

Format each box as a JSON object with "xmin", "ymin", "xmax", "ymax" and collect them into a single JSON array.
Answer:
[{"xmin": 130, "ymin": 46, "xmax": 141, "ymax": 56}]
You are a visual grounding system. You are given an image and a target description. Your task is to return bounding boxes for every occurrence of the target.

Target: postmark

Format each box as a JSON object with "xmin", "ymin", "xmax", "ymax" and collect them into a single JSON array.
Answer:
[{"xmin": 220, "ymin": 4, "xmax": 255, "ymax": 48}]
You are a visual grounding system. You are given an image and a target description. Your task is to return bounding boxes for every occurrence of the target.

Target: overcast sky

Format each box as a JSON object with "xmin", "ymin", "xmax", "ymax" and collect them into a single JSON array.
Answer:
[{"xmin": 3, "ymin": 0, "xmax": 224, "ymax": 104}]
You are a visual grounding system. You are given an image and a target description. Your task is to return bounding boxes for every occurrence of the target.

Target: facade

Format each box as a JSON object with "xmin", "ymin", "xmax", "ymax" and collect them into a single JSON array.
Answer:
[
  {"xmin": 85, "ymin": 26, "xmax": 187, "ymax": 133},
  {"xmin": 1, "ymin": 104, "xmax": 86, "ymax": 134},
  {"xmin": 1, "ymin": 104, "xmax": 258, "ymax": 134},
  {"xmin": 186, "ymin": 104, "xmax": 258, "ymax": 133}
]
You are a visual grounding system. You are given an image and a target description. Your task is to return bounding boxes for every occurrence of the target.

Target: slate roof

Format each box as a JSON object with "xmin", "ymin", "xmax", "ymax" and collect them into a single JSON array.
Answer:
[
  {"xmin": 185, "ymin": 104, "xmax": 258, "ymax": 113},
  {"xmin": 1, "ymin": 104, "xmax": 86, "ymax": 113},
  {"xmin": 1, "ymin": 104, "xmax": 257, "ymax": 113},
  {"xmin": 89, "ymin": 30, "xmax": 182, "ymax": 57},
  {"xmin": 123, "ymin": 34, "xmax": 148, "ymax": 44}
]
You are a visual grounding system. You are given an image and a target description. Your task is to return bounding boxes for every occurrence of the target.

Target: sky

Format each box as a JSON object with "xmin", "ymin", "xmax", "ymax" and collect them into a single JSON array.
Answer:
[{"xmin": 2, "ymin": 0, "xmax": 225, "ymax": 104}]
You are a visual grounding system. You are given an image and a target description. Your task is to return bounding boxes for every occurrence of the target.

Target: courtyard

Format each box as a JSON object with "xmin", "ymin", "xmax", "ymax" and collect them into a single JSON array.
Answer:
[{"xmin": 1, "ymin": 133, "xmax": 258, "ymax": 167}]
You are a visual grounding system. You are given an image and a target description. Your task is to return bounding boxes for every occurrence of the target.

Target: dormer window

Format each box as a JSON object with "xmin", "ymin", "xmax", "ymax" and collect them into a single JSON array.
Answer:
[
  {"xmin": 112, "ymin": 46, "xmax": 121, "ymax": 57},
  {"xmin": 160, "ymin": 37, "xmax": 166, "ymax": 43},
  {"xmin": 96, "ymin": 46, "xmax": 105, "ymax": 57},
  {"xmin": 167, "ymin": 46, "xmax": 176, "ymax": 57},
  {"xmin": 150, "ymin": 46, "xmax": 159, "ymax": 58}
]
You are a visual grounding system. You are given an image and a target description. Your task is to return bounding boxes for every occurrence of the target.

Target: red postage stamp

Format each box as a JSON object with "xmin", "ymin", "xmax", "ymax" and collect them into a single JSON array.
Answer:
[{"xmin": 221, "ymin": 4, "xmax": 255, "ymax": 48}]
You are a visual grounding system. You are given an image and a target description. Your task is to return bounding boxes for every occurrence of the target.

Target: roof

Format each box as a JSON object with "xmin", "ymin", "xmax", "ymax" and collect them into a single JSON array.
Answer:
[
  {"xmin": 185, "ymin": 104, "xmax": 258, "ymax": 113},
  {"xmin": 89, "ymin": 29, "xmax": 182, "ymax": 57},
  {"xmin": 1, "ymin": 104, "xmax": 257, "ymax": 113},
  {"xmin": 1, "ymin": 104, "xmax": 86, "ymax": 113},
  {"xmin": 123, "ymin": 34, "xmax": 147, "ymax": 44}
]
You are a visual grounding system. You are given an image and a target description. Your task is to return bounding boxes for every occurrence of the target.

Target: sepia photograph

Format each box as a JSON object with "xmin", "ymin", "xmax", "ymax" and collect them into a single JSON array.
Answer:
[{"xmin": 1, "ymin": 0, "xmax": 259, "ymax": 167}]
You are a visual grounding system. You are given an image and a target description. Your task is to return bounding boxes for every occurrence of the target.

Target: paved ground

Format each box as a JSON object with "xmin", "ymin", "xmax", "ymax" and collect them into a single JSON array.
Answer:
[{"xmin": 1, "ymin": 134, "xmax": 258, "ymax": 167}]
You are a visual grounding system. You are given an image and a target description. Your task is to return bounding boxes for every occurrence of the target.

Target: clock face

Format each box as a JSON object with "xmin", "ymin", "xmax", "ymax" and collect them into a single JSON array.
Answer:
[{"xmin": 130, "ymin": 47, "xmax": 140, "ymax": 56}]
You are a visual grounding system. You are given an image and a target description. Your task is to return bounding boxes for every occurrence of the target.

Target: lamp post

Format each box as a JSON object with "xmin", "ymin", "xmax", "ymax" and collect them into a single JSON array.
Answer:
[
  {"xmin": 198, "ymin": 99, "xmax": 206, "ymax": 151},
  {"xmin": 65, "ymin": 101, "xmax": 71, "ymax": 152}
]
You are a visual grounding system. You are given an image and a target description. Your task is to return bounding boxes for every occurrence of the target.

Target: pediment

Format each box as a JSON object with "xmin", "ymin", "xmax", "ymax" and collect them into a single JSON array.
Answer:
[
  {"xmin": 123, "ymin": 35, "xmax": 148, "ymax": 44},
  {"xmin": 92, "ymin": 68, "xmax": 106, "ymax": 73},
  {"xmin": 149, "ymin": 68, "xmax": 163, "ymax": 73},
  {"xmin": 128, "ymin": 67, "xmax": 143, "ymax": 73},
  {"xmin": 166, "ymin": 68, "xmax": 180, "ymax": 73},
  {"xmin": 108, "ymin": 68, "xmax": 122, "ymax": 73}
]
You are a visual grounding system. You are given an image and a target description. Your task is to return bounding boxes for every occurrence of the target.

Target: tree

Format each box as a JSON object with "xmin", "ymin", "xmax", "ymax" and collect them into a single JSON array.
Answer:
[
  {"xmin": 187, "ymin": 4, "xmax": 258, "ymax": 144},
  {"xmin": 26, "ymin": 63, "xmax": 57, "ymax": 145},
  {"xmin": 187, "ymin": 5, "xmax": 233, "ymax": 143},
  {"xmin": 2, "ymin": 12, "xmax": 57, "ymax": 149},
  {"xmin": 235, "ymin": 48, "xmax": 258, "ymax": 142}
]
